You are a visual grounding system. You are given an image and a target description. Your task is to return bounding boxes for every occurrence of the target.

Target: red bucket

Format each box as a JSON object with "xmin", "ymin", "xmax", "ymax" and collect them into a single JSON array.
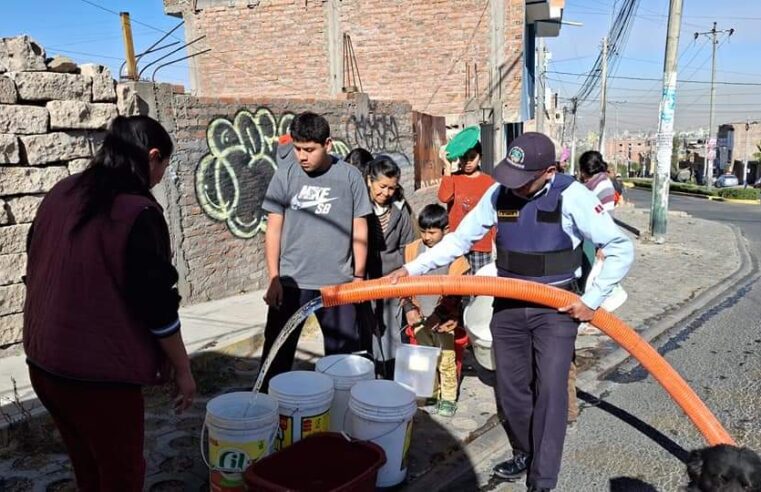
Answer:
[{"xmin": 243, "ymin": 433, "xmax": 386, "ymax": 491}]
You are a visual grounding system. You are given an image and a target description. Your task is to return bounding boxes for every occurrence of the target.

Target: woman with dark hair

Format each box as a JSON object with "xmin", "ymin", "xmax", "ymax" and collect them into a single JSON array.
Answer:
[
  {"xmin": 578, "ymin": 150, "xmax": 616, "ymax": 214},
  {"xmin": 23, "ymin": 115, "xmax": 195, "ymax": 490},
  {"xmin": 365, "ymin": 155, "xmax": 416, "ymax": 376},
  {"xmin": 345, "ymin": 147, "xmax": 374, "ymax": 176}
]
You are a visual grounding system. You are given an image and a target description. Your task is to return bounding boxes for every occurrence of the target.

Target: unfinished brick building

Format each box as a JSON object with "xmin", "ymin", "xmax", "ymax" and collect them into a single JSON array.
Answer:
[{"xmin": 164, "ymin": 0, "xmax": 565, "ymax": 161}]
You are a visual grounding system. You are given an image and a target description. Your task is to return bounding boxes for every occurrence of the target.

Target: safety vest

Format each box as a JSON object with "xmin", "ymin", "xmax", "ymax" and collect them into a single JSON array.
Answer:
[{"xmin": 494, "ymin": 173, "xmax": 582, "ymax": 285}]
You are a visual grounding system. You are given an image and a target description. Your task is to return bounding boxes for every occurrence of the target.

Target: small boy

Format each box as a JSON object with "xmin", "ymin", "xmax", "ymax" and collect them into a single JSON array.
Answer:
[
  {"xmin": 258, "ymin": 112, "xmax": 372, "ymax": 392},
  {"xmin": 401, "ymin": 204, "xmax": 469, "ymax": 417}
]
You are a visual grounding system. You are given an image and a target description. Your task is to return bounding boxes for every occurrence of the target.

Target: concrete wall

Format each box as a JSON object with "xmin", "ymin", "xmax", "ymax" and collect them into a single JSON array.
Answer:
[
  {"xmin": 0, "ymin": 36, "xmax": 119, "ymax": 345},
  {"xmin": 164, "ymin": 0, "xmax": 526, "ymax": 125}
]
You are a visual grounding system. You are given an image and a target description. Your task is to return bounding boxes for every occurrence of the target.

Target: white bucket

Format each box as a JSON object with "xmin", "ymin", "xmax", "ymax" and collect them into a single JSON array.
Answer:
[
  {"xmin": 349, "ymin": 380, "xmax": 417, "ymax": 488},
  {"xmin": 204, "ymin": 392, "xmax": 279, "ymax": 492},
  {"xmin": 586, "ymin": 258, "xmax": 628, "ymax": 312},
  {"xmin": 315, "ymin": 354, "xmax": 375, "ymax": 433},
  {"xmin": 394, "ymin": 343, "xmax": 441, "ymax": 398},
  {"xmin": 268, "ymin": 371, "xmax": 334, "ymax": 451},
  {"xmin": 464, "ymin": 262, "xmax": 497, "ymax": 371},
  {"xmin": 464, "ymin": 287, "xmax": 496, "ymax": 371}
]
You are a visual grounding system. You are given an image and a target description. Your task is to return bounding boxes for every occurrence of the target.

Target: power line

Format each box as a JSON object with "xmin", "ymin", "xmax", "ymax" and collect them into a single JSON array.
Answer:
[
  {"xmin": 75, "ymin": 0, "xmax": 306, "ymax": 91},
  {"xmin": 45, "ymin": 47, "xmax": 124, "ymax": 61},
  {"xmin": 549, "ymin": 71, "xmax": 761, "ymax": 86}
]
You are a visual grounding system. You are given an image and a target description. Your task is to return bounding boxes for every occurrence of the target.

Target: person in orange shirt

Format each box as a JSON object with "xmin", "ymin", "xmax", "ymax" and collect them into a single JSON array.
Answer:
[{"xmin": 437, "ymin": 127, "xmax": 495, "ymax": 273}]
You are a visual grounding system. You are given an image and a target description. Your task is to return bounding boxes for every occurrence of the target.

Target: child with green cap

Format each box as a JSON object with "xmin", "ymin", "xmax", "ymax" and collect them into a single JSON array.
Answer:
[{"xmin": 437, "ymin": 126, "xmax": 495, "ymax": 273}]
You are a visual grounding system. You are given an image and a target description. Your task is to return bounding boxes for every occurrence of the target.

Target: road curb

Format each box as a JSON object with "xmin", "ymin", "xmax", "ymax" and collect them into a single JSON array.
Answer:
[
  {"xmin": 576, "ymin": 223, "xmax": 755, "ymax": 391},
  {"xmin": 628, "ymin": 184, "xmax": 760, "ymax": 206}
]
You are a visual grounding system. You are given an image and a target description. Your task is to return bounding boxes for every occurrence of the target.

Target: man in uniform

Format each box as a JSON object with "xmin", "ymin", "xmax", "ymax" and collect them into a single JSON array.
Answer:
[{"xmin": 388, "ymin": 132, "xmax": 633, "ymax": 491}]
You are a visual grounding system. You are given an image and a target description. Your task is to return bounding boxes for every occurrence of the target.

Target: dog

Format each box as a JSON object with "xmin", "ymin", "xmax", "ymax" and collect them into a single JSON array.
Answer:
[{"xmin": 686, "ymin": 444, "xmax": 761, "ymax": 491}]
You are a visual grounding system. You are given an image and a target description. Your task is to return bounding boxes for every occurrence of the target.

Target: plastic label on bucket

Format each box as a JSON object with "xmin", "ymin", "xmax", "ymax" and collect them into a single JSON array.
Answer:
[
  {"xmin": 400, "ymin": 420, "xmax": 413, "ymax": 471},
  {"xmin": 210, "ymin": 470, "xmax": 245, "ymax": 492},
  {"xmin": 209, "ymin": 439, "xmax": 269, "ymax": 491},
  {"xmin": 276, "ymin": 410, "xmax": 330, "ymax": 450}
]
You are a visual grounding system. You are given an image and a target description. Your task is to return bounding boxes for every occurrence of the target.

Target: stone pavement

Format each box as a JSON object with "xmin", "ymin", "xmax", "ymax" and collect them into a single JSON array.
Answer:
[{"xmin": 0, "ymin": 205, "xmax": 743, "ymax": 491}]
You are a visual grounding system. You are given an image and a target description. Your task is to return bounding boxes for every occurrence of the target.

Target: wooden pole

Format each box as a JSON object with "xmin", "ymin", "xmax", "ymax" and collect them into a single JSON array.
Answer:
[{"xmin": 120, "ymin": 12, "xmax": 138, "ymax": 80}]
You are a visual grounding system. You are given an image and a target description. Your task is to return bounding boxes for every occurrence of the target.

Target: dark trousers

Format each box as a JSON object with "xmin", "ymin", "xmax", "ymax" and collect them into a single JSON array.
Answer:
[
  {"xmin": 28, "ymin": 364, "xmax": 145, "ymax": 491},
  {"xmin": 490, "ymin": 303, "xmax": 578, "ymax": 489},
  {"xmin": 259, "ymin": 285, "xmax": 359, "ymax": 392}
]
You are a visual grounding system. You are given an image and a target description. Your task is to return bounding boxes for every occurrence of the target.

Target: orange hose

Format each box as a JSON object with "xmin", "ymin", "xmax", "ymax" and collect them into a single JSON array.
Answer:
[{"xmin": 321, "ymin": 276, "xmax": 734, "ymax": 446}]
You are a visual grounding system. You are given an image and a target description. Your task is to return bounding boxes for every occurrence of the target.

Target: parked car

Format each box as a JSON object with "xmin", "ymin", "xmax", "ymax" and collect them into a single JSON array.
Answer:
[{"xmin": 714, "ymin": 173, "xmax": 739, "ymax": 188}]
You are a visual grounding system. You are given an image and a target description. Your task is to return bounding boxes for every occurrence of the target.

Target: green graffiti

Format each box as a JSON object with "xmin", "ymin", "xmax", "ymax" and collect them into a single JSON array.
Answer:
[{"xmin": 195, "ymin": 108, "xmax": 350, "ymax": 239}]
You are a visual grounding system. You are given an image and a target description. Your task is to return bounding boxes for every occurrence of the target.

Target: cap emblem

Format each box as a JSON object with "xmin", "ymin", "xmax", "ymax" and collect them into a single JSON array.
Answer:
[{"xmin": 508, "ymin": 146, "xmax": 525, "ymax": 168}]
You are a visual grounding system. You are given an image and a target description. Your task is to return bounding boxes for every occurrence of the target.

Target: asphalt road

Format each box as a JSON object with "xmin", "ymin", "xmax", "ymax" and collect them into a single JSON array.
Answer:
[
  {"xmin": 555, "ymin": 189, "xmax": 760, "ymax": 491},
  {"xmin": 450, "ymin": 189, "xmax": 761, "ymax": 491}
]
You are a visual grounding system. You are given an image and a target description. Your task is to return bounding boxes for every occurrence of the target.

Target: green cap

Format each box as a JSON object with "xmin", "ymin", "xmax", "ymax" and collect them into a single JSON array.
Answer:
[{"xmin": 445, "ymin": 126, "xmax": 481, "ymax": 160}]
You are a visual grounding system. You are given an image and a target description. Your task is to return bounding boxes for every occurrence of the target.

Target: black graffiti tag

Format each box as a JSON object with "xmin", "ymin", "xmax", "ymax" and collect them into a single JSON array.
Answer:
[{"xmin": 345, "ymin": 113, "xmax": 402, "ymax": 153}]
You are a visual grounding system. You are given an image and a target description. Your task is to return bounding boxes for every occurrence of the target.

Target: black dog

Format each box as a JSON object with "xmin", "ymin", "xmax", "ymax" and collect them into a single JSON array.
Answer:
[{"xmin": 686, "ymin": 444, "xmax": 761, "ymax": 491}]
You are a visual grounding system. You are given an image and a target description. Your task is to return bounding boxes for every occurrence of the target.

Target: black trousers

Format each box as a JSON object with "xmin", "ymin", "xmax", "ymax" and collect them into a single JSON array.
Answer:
[
  {"xmin": 490, "ymin": 301, "xmax": 579, "ymax": 490},
  {"xmin": 259, "ymin": 285, "xmax": 359, "ymax": 392}
]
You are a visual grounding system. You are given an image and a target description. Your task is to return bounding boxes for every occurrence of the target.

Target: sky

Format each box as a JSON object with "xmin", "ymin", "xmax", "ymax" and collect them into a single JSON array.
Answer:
[
  {"xmin": 0, "ymin": 0, "xmax": 190, "ymax": 87},
  {"xmin": 1, "ymin": 0, "xmax": 760, "ymax": 136},
  {"xmin": 547, "ymin": 0, "xmax": 761, "ymax": 135}
]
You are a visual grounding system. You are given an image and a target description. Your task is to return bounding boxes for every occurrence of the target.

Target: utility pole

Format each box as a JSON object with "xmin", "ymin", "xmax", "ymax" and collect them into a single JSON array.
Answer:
[
  {"xmin": 598, "ymin": 37, "xmax": 609, "ymax": 156},
  {"xmin": 649, "ymin": 0, "xmax": 683, "ymax": 243},
  {"xmin": 569, "ymin": 97, "xmax": 578, "ymax": 176},
  {"xmin": 120, "ymin": 12, "xmax": 138, "ymax": 81},
  {"xmin": 743, "ymin": 120, "xmax": 752, "ymax": 186},
  {"xmin": 536, "ymin": 38, "xmax": 546, "ymax": 133},
  {"xmin": 695, "ymin": 22, "xmax": 734, "ymax": 188}
]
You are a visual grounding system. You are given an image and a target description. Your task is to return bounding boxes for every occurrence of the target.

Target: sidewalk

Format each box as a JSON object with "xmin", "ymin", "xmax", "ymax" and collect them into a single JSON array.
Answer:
[{"xmin": 0, "ymin": 205, "xmax": 745, "ymax": 491}]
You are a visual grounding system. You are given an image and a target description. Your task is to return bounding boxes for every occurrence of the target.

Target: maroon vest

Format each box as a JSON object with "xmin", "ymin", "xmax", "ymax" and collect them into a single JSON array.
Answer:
[{"xmin": 23, "ymin": 174, "xmax": 167, "ymax": 385}]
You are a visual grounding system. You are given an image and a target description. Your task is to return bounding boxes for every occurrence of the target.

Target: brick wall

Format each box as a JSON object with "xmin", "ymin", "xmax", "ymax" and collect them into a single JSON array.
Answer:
[
  {"xmin": 0, "ymin": 36, "xmax": 119, "ymax": 345},
  {"xmin": 0, "ymin": 34, "xmax": 438, "ymax": 346},
  {"xmin": 167, "ymin": 0, "xmax": 526, "ymax": 123},
  {"xmin": 161, "ymin": 91, "xmax": 434, "ymax": 304}
]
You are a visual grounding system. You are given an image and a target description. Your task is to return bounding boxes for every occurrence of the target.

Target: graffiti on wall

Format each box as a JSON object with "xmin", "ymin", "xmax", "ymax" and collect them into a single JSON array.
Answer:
[
  {"xmin": 195, "ymin": 108, "xmax": 290, "ymax": 238},
  {"xmin": 345, "ymin": 113, "xmax": 403, "ymax": 154},
  {"xmin": 195, "ymin": 108, "xmax": 352, "ymax": 239}
]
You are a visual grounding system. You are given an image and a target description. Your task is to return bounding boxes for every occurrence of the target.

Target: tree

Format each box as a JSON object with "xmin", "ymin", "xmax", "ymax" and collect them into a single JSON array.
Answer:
[
  {"xmin": 670, "ymin": 135, "xmax": 681, "ymax": 179},
  {"xmin": 753, "ymin": 142, "xmax": 761, "ymax": 162}
]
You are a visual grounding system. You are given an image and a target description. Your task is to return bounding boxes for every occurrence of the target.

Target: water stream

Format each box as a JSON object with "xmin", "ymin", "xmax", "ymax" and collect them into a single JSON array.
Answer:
[{"xmin": 251, "ymin": 296, "xmax": 325, "ymax": 394}]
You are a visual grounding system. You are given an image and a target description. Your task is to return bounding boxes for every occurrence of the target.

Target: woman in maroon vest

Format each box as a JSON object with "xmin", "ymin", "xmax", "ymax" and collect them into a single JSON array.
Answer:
[{"xmin": 23, "ymin": 115, "xmax": 195, "ymax": 491}]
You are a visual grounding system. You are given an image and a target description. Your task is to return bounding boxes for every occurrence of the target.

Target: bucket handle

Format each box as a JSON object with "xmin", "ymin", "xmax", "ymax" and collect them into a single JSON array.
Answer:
[
  {"xmin": 199, "ymin": 417, "xmax": 279, "ymax": 474},
  {"xmin": 343, "ymin": 409, "xmax": 411, "ymax": 443}
]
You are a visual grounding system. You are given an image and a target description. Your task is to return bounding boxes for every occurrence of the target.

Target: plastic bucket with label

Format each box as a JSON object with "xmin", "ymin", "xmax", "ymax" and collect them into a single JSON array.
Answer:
[
  {"xmin": 204, "ymin": 391, "xmax": 279, "ymax": 491},
  {"xmin": 268, "ymin": 371, "xmax": 334, "ymax": 451},
  {"xmin": 349, "ymin": 380, "xmax": 417, "ymax": 487}
]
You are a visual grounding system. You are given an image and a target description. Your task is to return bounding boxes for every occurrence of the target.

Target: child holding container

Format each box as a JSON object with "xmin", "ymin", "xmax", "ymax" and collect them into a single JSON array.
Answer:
[{"xmin": 401, "ymin": 204, "xmax": 469, "ymax": 417}]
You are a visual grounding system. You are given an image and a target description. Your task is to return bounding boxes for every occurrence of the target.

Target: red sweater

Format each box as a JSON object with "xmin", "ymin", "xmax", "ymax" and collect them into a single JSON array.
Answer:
[{"xmin": 437, "ymin": 173, "xmax": 495, "ymax": 253}]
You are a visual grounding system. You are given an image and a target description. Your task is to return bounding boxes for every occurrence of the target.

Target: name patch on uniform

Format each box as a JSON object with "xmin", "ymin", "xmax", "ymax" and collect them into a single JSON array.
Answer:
[{"xmin": 497, "ymin": 209, "xmax": 520, "ymax": 221}]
